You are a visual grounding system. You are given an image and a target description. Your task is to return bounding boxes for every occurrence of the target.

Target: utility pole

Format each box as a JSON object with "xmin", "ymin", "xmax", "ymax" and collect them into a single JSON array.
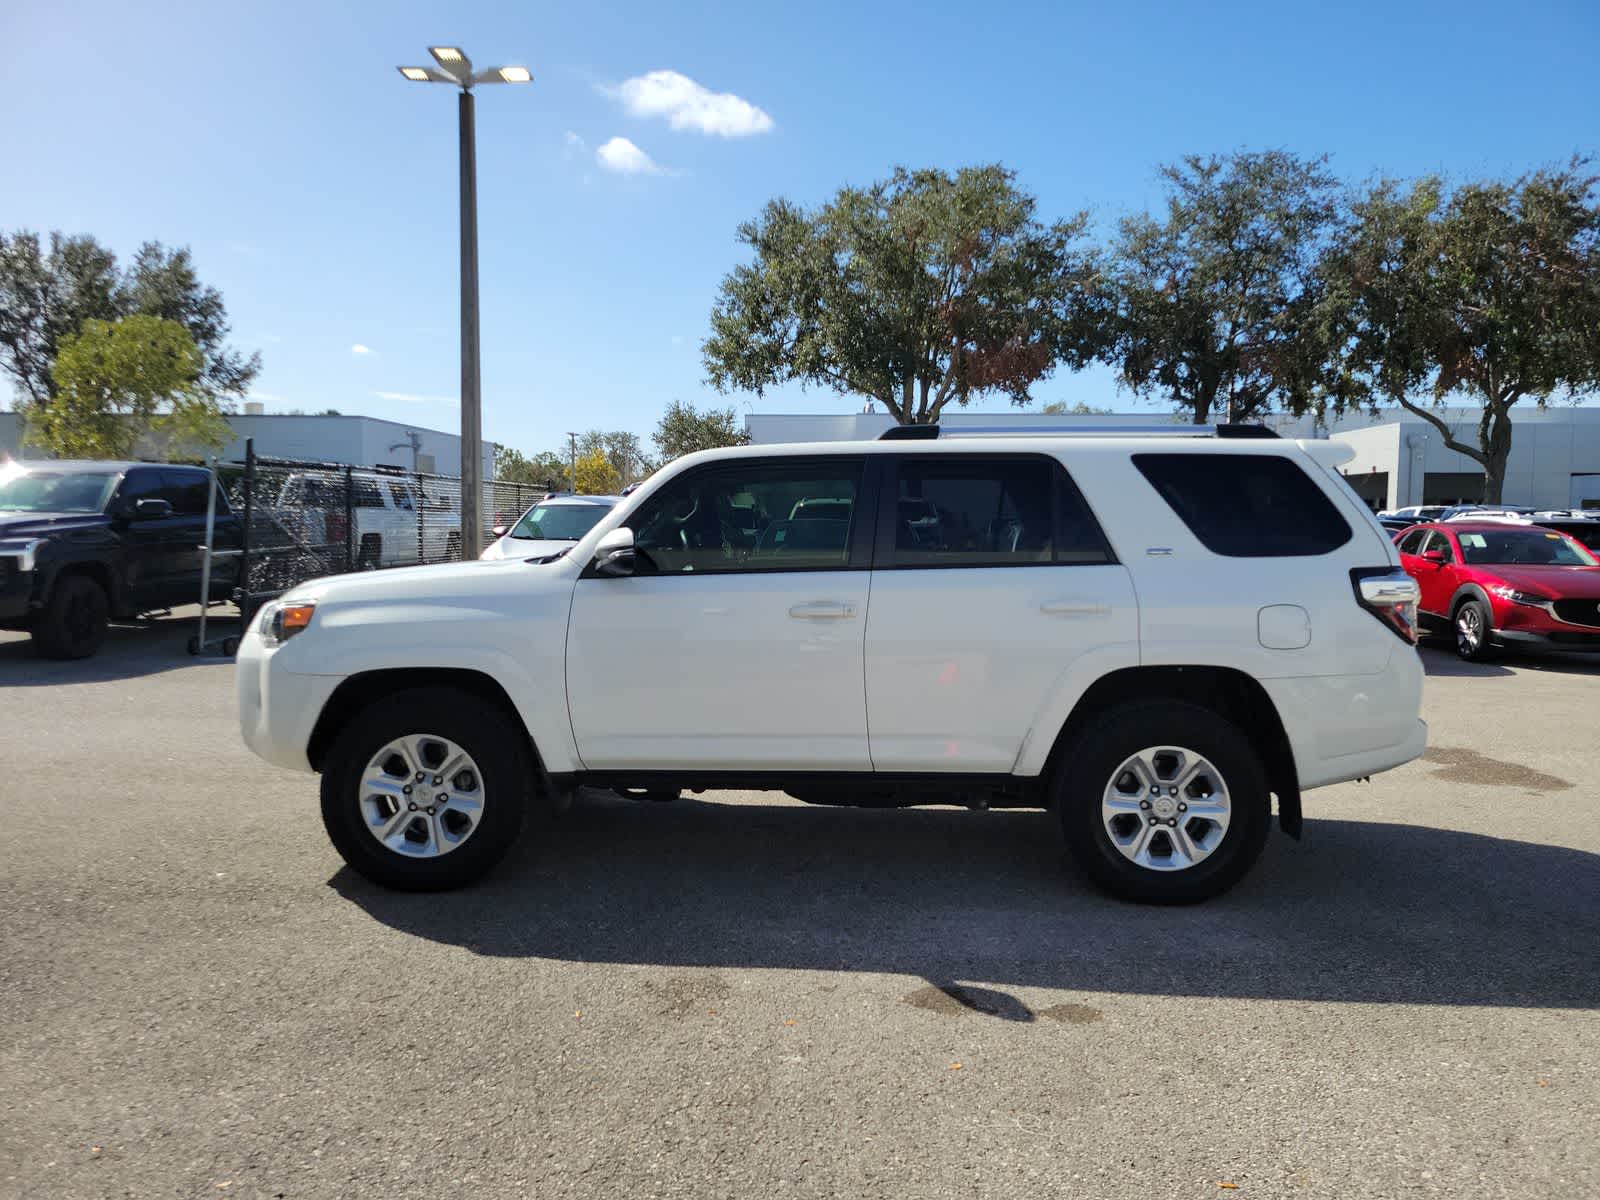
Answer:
[{"xmin": 566, "ymin": 431, "xmax": 579, "ymax": 491}]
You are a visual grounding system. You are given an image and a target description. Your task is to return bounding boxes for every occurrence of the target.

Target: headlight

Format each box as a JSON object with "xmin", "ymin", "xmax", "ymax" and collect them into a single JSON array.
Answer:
[
  {"xmin": 257, "ymin": 599, "xmax": 317, "ymax": 645},
  {"xmin": 1489, "ymin": 585, "xmax": 1550, "ymax": 606}
]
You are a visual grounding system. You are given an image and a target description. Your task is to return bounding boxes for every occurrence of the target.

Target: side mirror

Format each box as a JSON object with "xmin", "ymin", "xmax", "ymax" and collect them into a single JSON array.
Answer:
[
  {"xmin": 591, "ymin": 526, "xmax": 635, "ymax": 578},
  {"xmin": 491, "ymin": 524, "xmax": 508, "ymax": 539},
  {"xmin": 133, "ymin": 497, "xmax": 173, "ymax": 520},
  {"xmin": 1422, "ymin": 548, "xmax": 1446, "ymax": 563}
]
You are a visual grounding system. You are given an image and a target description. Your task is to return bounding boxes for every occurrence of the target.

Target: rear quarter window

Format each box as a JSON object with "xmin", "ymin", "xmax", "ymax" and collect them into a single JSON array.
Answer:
[{"xmin": 1132, "ymin": 453, "xmax": 1352, "ymax": 558}]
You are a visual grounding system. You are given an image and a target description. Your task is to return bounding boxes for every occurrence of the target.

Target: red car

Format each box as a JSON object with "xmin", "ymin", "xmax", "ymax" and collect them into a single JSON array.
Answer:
[{"xmin": 1394, "ymin": 521, "xmax": 1600, "ymax": 659}]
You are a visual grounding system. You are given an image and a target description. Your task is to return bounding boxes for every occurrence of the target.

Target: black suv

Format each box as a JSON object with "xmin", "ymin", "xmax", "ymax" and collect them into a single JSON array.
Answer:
[{"xmin": 0, "ymin": 461, "xmax": 241, "ymax": 659}]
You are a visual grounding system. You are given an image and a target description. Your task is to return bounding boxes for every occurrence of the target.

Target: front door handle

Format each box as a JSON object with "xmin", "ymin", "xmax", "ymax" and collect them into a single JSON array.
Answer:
[
  {"xmin": 788, "ymin": 601, "xmax": 857, "ymax": 620},
  {"xmin": 1040, "ymin": 598, "xmax": 1110, "ymax": 618}
]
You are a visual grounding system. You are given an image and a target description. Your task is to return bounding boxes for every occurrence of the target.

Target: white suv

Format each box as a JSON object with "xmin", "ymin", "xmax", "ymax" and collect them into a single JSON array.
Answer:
[{"xmin": 237, "ymin": 426, "xmax": 1426, "ymax": 903}]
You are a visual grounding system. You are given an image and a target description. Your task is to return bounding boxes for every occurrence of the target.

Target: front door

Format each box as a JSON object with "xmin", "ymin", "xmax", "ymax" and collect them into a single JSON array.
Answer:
[{"xmin": 566, "ymin": 456, "xmax": 875, "ymax": 771}]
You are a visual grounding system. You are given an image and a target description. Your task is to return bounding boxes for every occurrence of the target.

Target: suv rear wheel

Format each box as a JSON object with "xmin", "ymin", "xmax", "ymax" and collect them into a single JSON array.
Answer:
[
  {"xmin": 320, "ymin": 687, "xmax": 530, "ymax": 890},
  {"xmin": 1055, "ymin": 701, "xmax": 1271, "ymax": 904},
  {"xmin": 32, "ymin": 572, "xmax": 110, "ymax": 660}
]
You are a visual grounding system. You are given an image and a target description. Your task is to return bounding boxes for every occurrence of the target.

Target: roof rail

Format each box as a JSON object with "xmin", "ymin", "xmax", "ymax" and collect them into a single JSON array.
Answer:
[
  {"xmin": 1215, "ymin": 423, "xmax": 1279, "ymax": 439},
  {"xmin": 878, "ymin": 424, "xmax": 940, "ymax": 440}
]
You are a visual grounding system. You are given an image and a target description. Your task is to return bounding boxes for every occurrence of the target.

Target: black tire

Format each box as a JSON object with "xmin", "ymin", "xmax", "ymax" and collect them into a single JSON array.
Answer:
[
  {"xmin": 31, "ymin": 572, "xmax": 110, "ymax": 660},
  {"xmin": 357, "ymin": 534, "xmax": 382, "ymax": 570},
  {"xmin": 221, "ymin": 637, "xmax": 240, "ymax": 657},
  {"xmin": 1054, "ymin": 701, "xmax": 1271, "ymax": 904},
  {"xmin": 446, "ymin": 531, "xmax": 462, "ymax": 561},
  {"xmin": 1453, "ymin": 596, "xmax": 1495, "ymax": 661},
  {"xmin": 320, "ymin": 687, "xmax": 531, "ymax": 890}
]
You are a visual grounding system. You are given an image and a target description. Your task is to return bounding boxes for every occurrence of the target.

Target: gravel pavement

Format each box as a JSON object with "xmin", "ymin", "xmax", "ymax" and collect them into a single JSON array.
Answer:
[{"xmin": 3, "ymin": 609, "xmax": 1597, "ymax": 1199}]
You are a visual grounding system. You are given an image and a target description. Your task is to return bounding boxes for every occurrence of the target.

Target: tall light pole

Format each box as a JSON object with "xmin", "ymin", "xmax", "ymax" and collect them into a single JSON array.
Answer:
[
  {"xmin": 566, "ymin": 431, "xmax": 578, "ymax": 491},
  {"xmin": 397, "ymin": 46, "xmax": 531, "ymax": 558}
]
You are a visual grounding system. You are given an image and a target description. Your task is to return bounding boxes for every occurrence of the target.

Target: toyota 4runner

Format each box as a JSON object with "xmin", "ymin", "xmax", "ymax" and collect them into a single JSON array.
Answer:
[{"xmin": 237, "ymin": 426, "xmax": 1426, "ymax": 903}]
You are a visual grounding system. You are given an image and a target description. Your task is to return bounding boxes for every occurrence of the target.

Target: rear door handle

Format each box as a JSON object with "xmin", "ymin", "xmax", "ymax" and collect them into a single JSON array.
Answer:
[
  {"xmin": 1040, "ymin": 599, "xmax": 1110, "ymax": 618},
  {"xmin": 788, "ymin": 601, "xmax": 857, "ymax": 620}
]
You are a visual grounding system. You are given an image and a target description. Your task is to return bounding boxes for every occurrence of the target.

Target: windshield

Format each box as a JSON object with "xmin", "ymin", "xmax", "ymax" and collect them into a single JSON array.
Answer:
[
  {"xmin": 1457, "ymin": 528, "xmax": 1599, "ymax": 567},
  {"xmin": 509, "ymin": 500, "xmax": 613, "ymax": 541},
  {"xmin": 0, "ymin": 468, "xmax": 120, "ymax": 513}
]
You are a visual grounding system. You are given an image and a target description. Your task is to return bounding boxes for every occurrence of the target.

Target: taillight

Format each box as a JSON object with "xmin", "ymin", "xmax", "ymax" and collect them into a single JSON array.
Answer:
[{"xmin": 1351, "ymin": 568, "xmax": 1420, "ymax": 644}]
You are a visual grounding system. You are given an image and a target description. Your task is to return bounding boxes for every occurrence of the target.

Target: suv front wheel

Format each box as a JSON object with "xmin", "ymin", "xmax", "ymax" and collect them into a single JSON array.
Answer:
[
  {"xmin": 320, "ymin": 687, "xmax": 530, "ymax": 890},
  {"xmin": 1055, "ymin": 702, "xmax": 1271, "ymax": 904}
]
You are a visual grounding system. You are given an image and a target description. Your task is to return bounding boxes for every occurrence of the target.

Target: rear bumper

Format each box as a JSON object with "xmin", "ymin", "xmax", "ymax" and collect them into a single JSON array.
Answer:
[{"xmin": 1262, "ymin": 646, "xmax": 1428, "ymax": 790}]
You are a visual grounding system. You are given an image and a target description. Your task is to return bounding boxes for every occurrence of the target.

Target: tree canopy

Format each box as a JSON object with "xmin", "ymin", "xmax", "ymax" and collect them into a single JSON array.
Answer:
[
  {"xmin": 1107, "ymin": 152, "xmax": 1340, "ymax": 425},
  {"xmin": 0, "ymin": 230, "xmax": 259, "ymax": 425},
  {"xmin": 29, "ymin": 315, "xmax": 230, "ymax": 458},
  {"xmin": 1319, "ymin": 161, "xmax": 1600, "ymax": 502},
  {"xmin": 573, "ymin": 448, "xmax": 621, "ymax": 495},
  {"xmin": 653, "ymin": 399, "xmax": 750, "ymax": 462},
  {"xmin": 703, "ymin": 165, "xmax": 1109, "ymax": 424}
]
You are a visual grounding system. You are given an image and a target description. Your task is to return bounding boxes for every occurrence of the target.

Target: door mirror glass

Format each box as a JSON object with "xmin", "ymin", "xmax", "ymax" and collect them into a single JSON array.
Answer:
[
  {"xmin": 133, "ymin": 497, "xmax": 174, "ymax": 520},
  {"xmin": 592, "ymin": 526, "xmax": 635, "ymax": 577}
]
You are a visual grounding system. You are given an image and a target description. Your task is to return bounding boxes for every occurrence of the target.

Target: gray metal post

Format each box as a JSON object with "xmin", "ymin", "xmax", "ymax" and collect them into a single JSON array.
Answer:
[{"xmin": 458, "ymin": 88, "xmax": 482, "ymax": 558}]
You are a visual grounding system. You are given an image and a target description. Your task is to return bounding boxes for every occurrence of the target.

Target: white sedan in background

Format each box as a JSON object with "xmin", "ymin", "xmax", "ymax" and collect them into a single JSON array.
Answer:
[{"xmin": 479, "ymin": 494, "xmax": 623, "ymax": 562}]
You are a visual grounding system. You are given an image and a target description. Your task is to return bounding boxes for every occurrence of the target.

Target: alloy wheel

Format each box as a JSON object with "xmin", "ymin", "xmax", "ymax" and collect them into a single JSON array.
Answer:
[
  {"xmin": 1101, "ymin": 746, "xmax": 1231, "ymax": 872},
  {"xmin": 358, "ymin": 734, "xmax": 485, "ymax": 857},
  {"xmin": 1456, "ymin": 605, "xmax": 1483, "ymax": 656}
]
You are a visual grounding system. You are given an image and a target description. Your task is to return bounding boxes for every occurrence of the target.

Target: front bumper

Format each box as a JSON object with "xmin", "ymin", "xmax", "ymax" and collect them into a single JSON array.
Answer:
[
  {"xmin": 1495, "ymin": 629, "xmax": 1600, "ymax": 652},
  {"xmin": 236, "ymin": 631, "xmax": 343, "ymax": 773},
  {"xmin": 0, "ymin": 558, "xmax": 35, "ymax": 624}
]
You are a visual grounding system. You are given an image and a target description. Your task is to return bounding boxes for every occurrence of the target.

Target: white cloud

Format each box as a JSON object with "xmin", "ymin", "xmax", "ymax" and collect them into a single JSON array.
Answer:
[
  {"xmin": 350, "ymin": 343, "xmax": 373, "ymax": 356},
  {"xmin": 609, "ymin": 70, "xmax": 773, "ymax": 137},
  {"xmin": 596, "ymin": 136, "xmax": 663, "ymax": 175},
  {"xmin": 372, "ymin": 390, "xmax": 458, "ymax": 406}
]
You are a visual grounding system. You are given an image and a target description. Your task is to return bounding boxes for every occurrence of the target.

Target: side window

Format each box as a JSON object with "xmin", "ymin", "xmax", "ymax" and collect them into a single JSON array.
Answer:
[
  {"xmin": 1397, "ymin": 528, "xmax": 1429, "ymax": 556},
  {"xmin": 116, "ymin": 469, "xmax": 166, "ymax": 510},
  {"xmin": 884, "ymin": 456, "xmax": 1110, "ymax": 567},
  {"xmin": 387, "ymin": 481, "xmax": 415, "ymax": 510},
  {"xmin": 1423, "ymin": 530, "xmax": 1455, "ymax": 563},
  {"xmin": 162, "ymin": 471, "xmax": 212, "ymax": 516},
  {"xmin": 627, "ymin": 460, "xmax": 862, "ymax": 574},
  {"xmin": 1133, "ymin": 453, "xmax": 1353, "ymax": 557},
  {"xmin": 353, "ymin": 478, "xmax": 385, "ymax": 509}
]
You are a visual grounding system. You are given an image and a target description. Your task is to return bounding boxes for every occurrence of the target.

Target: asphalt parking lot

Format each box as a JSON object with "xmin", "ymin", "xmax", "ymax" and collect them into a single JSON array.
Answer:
[{"xmin": 3, "ymin": 610, "xmax": 1598, "ymax": 1199}]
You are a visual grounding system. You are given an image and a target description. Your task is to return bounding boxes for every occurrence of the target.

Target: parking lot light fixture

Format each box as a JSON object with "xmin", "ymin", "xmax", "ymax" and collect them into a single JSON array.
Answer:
[{"xmin": 395, "ymin": 43, "xmax": 532, "ymax": 558}]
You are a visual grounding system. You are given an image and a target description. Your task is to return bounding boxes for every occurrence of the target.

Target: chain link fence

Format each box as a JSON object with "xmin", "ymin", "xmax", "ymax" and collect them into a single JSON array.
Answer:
[{"xmin": 224, "ymin": 440, "xmax": 547, "ymax": 622}]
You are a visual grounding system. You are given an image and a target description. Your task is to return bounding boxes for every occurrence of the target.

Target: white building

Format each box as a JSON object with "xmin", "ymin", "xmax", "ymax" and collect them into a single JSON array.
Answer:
[
  {"xmin": 744, "ymin": 407, "xmax": 1600, "ymax": 511},
  {"xmin": 0, "ymin": 408, "xmax": 492, "ymax": 481}
]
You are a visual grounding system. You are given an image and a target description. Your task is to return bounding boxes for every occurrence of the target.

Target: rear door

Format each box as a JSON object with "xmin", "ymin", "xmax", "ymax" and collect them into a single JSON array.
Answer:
[{"xmin": 863, "ymin": 453, "xmax": 1137, "ymax": 773}]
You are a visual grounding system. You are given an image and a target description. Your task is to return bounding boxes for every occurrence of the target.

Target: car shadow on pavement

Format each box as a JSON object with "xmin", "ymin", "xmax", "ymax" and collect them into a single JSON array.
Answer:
[
  {"xmin": 0, "ymin": 609, "xmax": 242, "ymax": 685},
  {"xmin": 1419, "ymin": 644, "xmax": 1600, "ymax": 678},
  {"xmin": 331, "ymin": 793, "xmax": 1600, "ymax": 1010}
]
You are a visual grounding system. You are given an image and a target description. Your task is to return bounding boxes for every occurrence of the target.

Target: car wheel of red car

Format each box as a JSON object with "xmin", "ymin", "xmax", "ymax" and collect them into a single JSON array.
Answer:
[{"xmin": 1454, "ymin": 597, "xmax": 1494, "ymax": 661}]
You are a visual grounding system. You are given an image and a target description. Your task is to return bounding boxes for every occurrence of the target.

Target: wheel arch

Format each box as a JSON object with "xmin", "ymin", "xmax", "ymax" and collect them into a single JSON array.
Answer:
[
  {"xmin": 1449, "ymin": 582, "xmax": 1492, "ymax": 618},
  {"xmin": 306, "ymin": 667, "xmax": 556, "ymax": 801},
  {"xmin": 42, "ymin": 557, "xmax": 123, "ymax": 615},
  {"xmin": 1040, "ymin": 665, "xmax": 1302, "ymax": 838}
]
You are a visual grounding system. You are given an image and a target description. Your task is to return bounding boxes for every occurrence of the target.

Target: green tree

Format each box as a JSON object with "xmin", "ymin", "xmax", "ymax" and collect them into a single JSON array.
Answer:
[
  {"xmin": 0, "ymin": 230, "xmax": 259, "ymax": 414},
  {"xmin": 1040, "ymin": 400, "xmax": 1112, "ymax": 415},
  {"xmin": 704, "ymin": 164, "xmax": 1109, "ymax": 424},
  {"xmin": 578, "ymin": 430, "xmax": 649, "ymax": 485},
  {"xmin": 573, "ymin": 448, "xmax": 621, "ymax": 495},
  {"xmin": 494, "ymin": 445, "xmax": 571, "ymax": 490},
  {"xmin": 1319, "ymin": 162, "xmax": 1600, "ymax": 503},
  {"xmin": 1108, "ymin": 151, "xmax": 1339, "ymax": 424},
  {"xmin": 29, "ymin": 315, "xmax": 229, "ymax": 458},
  {"xmin": 653, "ymin": 399, "xmax": 750, "ymax": 462}
]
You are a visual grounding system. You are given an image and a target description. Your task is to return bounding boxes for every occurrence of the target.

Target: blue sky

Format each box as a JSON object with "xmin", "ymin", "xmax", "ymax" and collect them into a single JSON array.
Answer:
[{"xmin": 5, "ymin": 0, "xmax": 1597, "ymax": 457}]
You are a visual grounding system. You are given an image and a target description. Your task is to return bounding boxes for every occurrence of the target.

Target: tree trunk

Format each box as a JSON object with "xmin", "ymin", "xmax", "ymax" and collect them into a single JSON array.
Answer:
[{"xmin": 1479, "ymin": 402, "xmax": 1514, "ymax": 505}]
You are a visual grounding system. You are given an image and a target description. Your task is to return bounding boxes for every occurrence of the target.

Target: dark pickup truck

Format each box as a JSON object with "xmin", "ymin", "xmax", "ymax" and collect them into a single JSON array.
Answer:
[{"xmin": 0, "ymin": 460, "xmax": 242, "ymax": 659}]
